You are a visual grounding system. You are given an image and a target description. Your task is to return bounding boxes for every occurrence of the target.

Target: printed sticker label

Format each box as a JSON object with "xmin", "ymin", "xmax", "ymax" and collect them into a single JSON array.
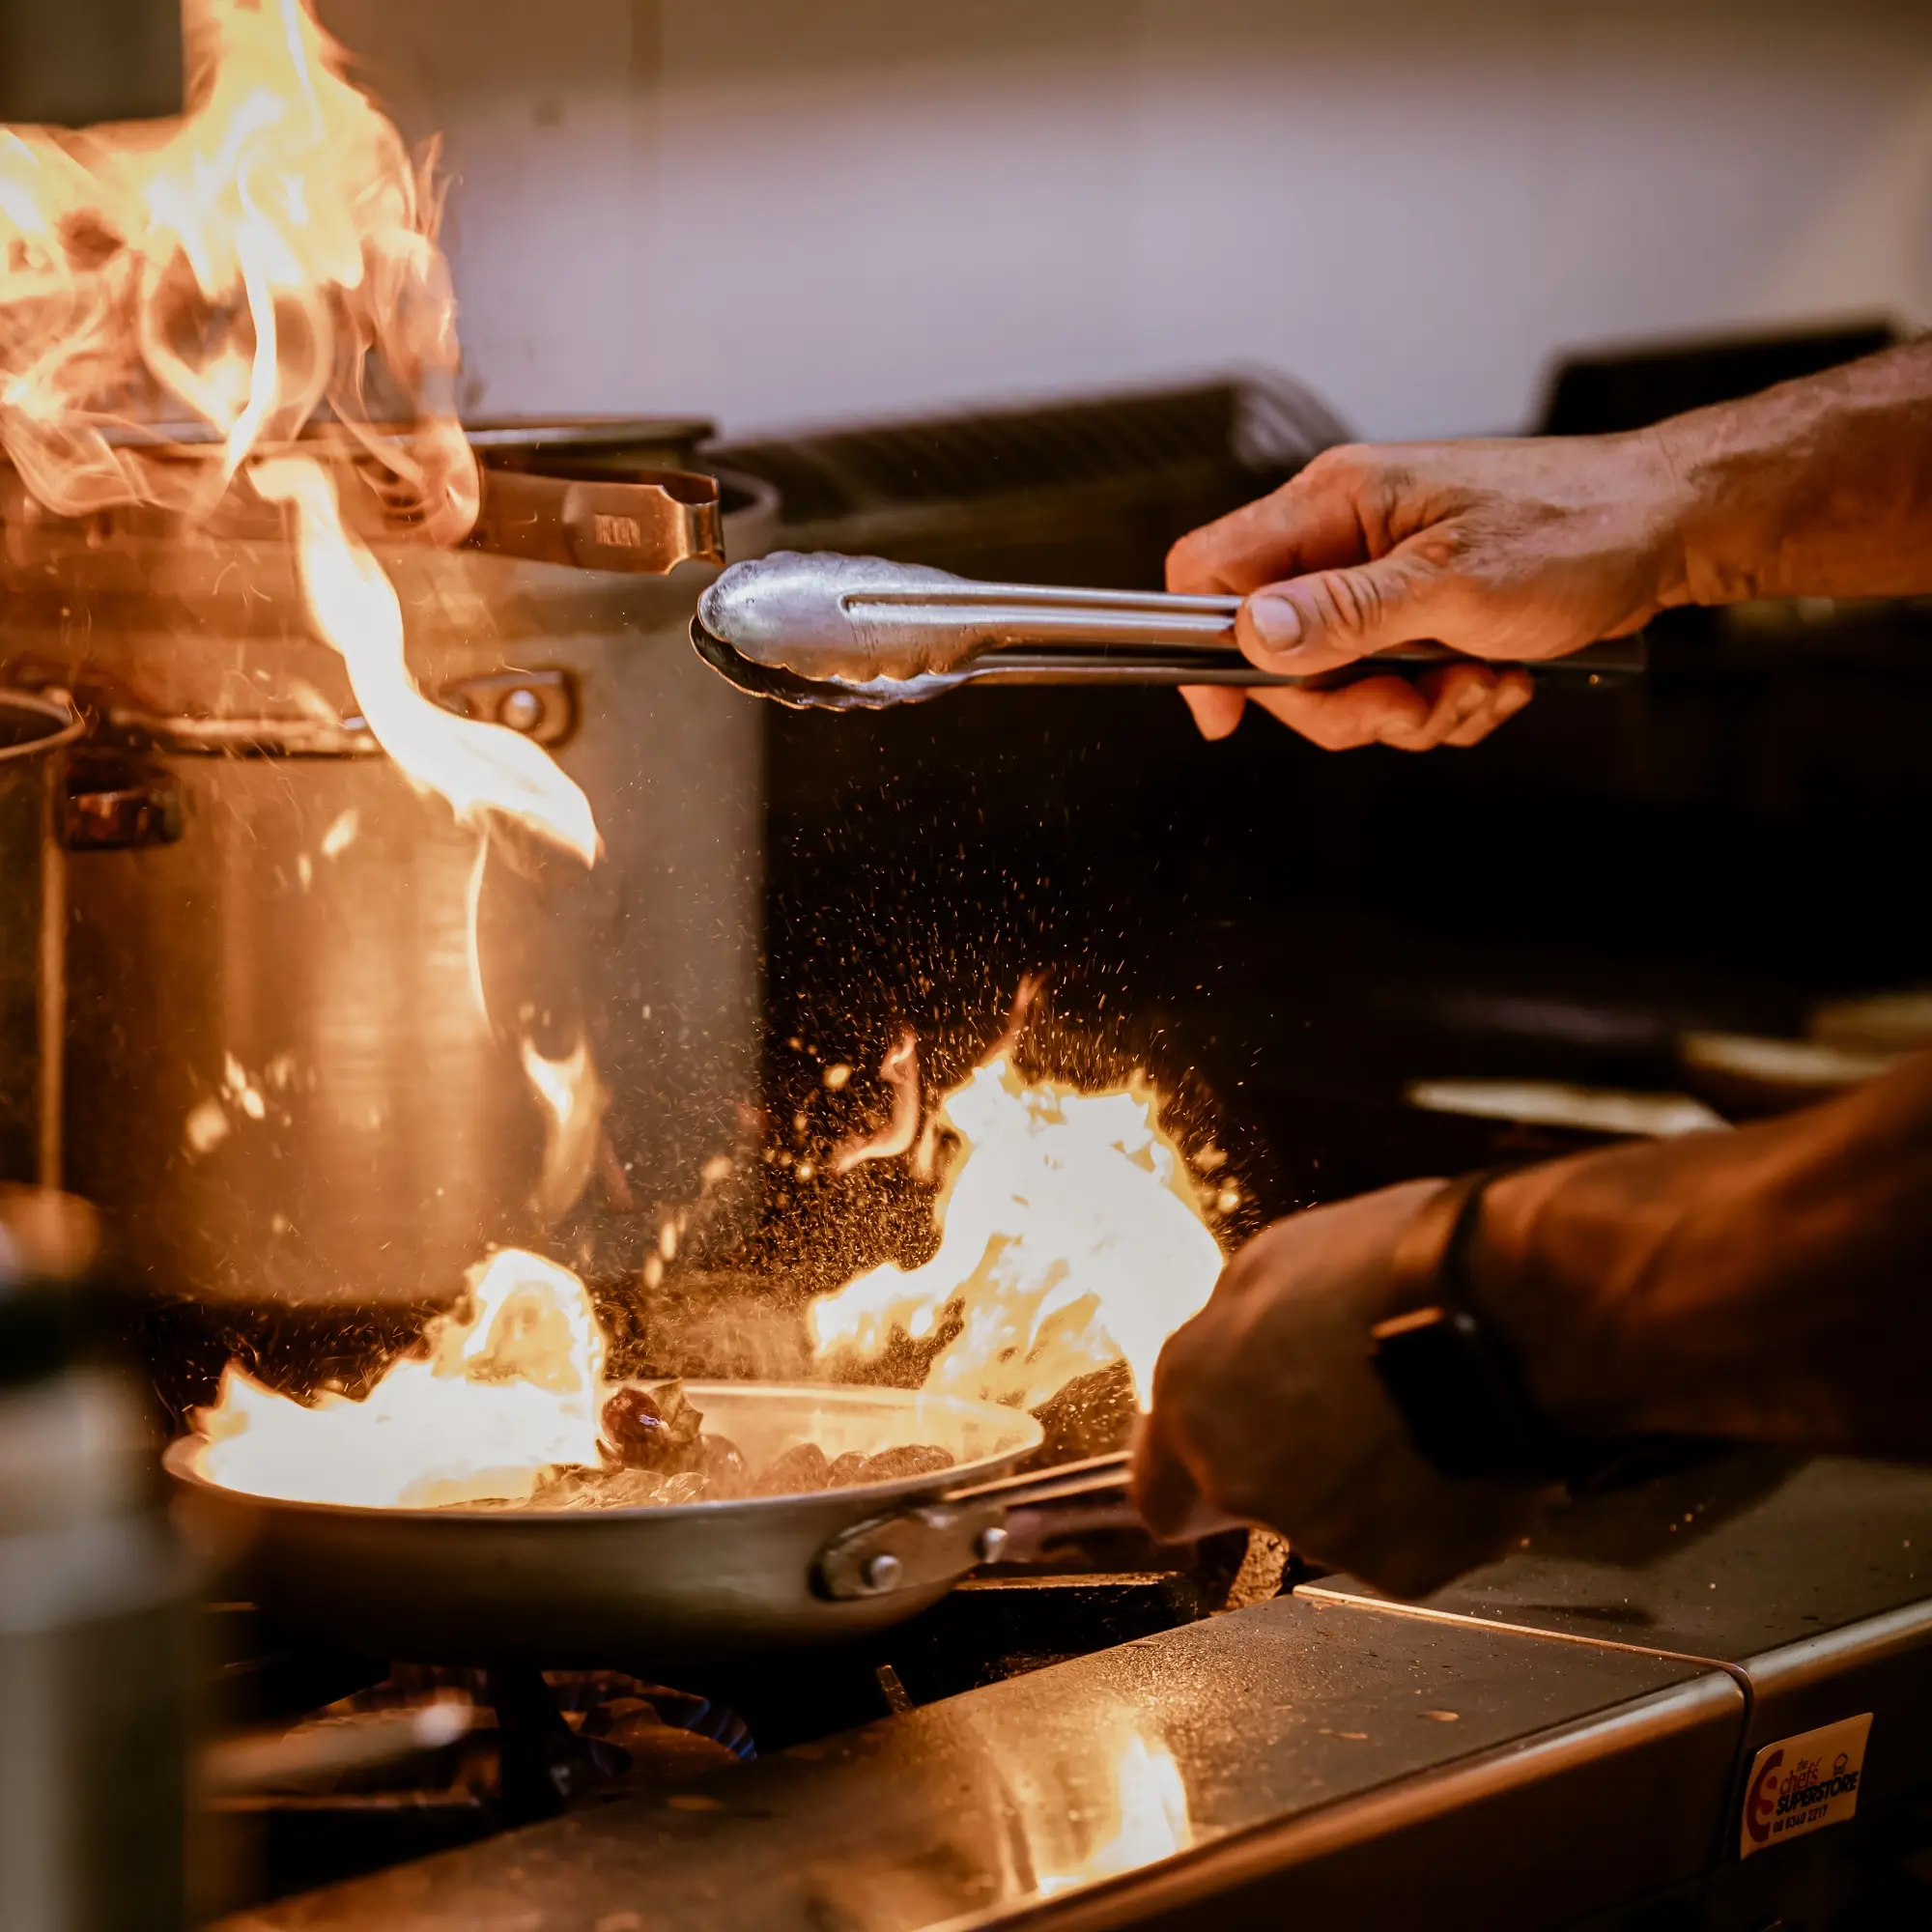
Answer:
[{"xmin": 1740, "ymin": 1713, "xmax": 1873, "ymax": 1860}]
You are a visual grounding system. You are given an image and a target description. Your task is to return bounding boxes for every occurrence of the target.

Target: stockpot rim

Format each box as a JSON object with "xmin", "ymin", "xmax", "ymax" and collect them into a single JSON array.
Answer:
[{"xmin": 0, "ymin": 686, "xmax": 85, "ymax": 765}]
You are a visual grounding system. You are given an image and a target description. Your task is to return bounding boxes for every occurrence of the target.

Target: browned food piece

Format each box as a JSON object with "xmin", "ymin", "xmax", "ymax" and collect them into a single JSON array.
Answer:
[
  {"xmin": 601, "ymin": 1381, "xmax": 704, "ymax": 1470},
  {"xmin": 751, "ymin": 1441, "xmax": 833, "ymax": 1496},
  {"xmin": 693, "ymin": 1435, "xmax": 749, "ymax": 1499},
  {"xmin": 826, "ymin": 1451, "xmax": 871, "ymax": 1488},
  {"xmin": 860, "ymin": 1444, "xmax": 955, "ymax": 1483},
  {"xmin": 600, "ymin": 1385, "xmax": 666, "ymax": 1464}
]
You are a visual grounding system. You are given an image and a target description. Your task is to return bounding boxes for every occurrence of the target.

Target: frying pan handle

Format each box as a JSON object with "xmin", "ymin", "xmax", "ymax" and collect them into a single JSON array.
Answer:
[
  {"xmin": 813, "ymin": 1450, "xmax": 1134, "ymax": 1603},
  {"xmin": 945, "ymin": 1448, "xmax": 1132, "ymax": 1510}
]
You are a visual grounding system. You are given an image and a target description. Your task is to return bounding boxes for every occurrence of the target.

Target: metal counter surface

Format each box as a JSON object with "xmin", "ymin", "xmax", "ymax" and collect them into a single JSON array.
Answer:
[
  {"xmin": 218, "ymin": 1595, "xmax": 1741, "ymax": 1932},
  {"xmin": 1303, "ymin": 1456, "xmax": 1932, "ymax": 1662},
  {"xmin": 1301, "ymin": 1455, "xmax": 1932, "ymax": 1818}
]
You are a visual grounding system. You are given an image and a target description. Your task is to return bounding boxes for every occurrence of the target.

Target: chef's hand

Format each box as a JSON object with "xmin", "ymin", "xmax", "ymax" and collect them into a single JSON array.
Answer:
[
  {"xmin": 1167, "ymin": 432, "xmax": 1686, "ymax": 749},
  {"xmin": 1132, "ymin": 1181, "xmax": 1539, "ymax": 1597}
]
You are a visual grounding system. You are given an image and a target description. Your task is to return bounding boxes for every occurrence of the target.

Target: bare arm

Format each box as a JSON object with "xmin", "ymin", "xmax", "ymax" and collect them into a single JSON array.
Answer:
[
  {"xmin": 1133, "ymin": 1054, "xmax": 1932, "ymax": 1594},
  {"xmin": 1169, "ymin": 337, "xmax": 1932, "ymax": 749},
  {"xmin": 1662, "ymin": 339, "xmax": 1932, "ymax": 606},
  {"xmin": 1479, "ymin": 1049, "xmax": 1932, "ymax": 1460}
]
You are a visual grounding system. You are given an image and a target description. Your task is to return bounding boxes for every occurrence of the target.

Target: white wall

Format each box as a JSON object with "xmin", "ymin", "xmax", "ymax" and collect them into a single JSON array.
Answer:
[{"xmin": 320, "ymin": 0, "xmax": 1932, "ymax": 441}]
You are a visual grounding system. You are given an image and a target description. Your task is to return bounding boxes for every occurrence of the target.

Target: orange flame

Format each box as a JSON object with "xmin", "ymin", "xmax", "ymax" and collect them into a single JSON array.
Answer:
[
  {"xmin": 833, "ymin": 1031, "xmax": 922, "ymax": 1175},
  {"xmin": 2, "ymin": 2, "xmax": 603, "ymax": 863},
  {"xmin": 252, "ymin": 453, "xmax": 599, "ymax": 860},
  {"xmin": 522, "ymin": 1031, "xmax": 610, "ymax": 1224},
  {"xmin": 192, "ymin": 1247, "xmax": 605, "ymax": 1509},
  {"xmin": 810, "ymin": 1058, "xmax": 1225, "ymax": 1410},
  {"xmin": 14, "ymin": 2, "xmax": 623, "ymax": 1496},
  {"xmin": 1, "ymin": 0, "xmax": 474, "ymax": 538}
]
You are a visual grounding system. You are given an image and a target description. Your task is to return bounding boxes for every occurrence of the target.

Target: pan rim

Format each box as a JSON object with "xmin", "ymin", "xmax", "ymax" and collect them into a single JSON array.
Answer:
[{"xmin": 163, "ymin": 1378, "xmax": 1047, "ymax": 1524}]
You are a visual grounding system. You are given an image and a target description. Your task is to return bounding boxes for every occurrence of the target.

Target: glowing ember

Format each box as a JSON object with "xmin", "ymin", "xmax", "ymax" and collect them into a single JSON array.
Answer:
[
  {"xmin": 194, "ymin": 1248, "xmax": 605, "ymax": 1508},
  {"xmin": 810, "ymin": 1058, "xmax": 1225, "ymax": 1410}
]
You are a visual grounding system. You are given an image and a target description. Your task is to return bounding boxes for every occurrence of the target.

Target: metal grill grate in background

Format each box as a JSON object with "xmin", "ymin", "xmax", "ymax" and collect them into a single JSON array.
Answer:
[{"xmin": 709, "ymin": 373, "xmax": 1348, "ymax": 589}]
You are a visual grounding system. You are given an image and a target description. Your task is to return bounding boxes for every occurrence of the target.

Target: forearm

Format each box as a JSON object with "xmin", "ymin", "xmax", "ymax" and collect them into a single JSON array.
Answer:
[
  {"xmin": 1653, "ymin": 337, "xmax": 1932, "ymax": 607},
  {"xmin": 1475, "ymin": 1051, "xmax": 1932, "ymax": 1457}
]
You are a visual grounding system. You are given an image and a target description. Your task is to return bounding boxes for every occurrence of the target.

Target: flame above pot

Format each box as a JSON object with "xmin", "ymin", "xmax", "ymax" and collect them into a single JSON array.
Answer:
[{"xmin": 0, "ymin": 0, "xmax": 594, "ymax": 865}]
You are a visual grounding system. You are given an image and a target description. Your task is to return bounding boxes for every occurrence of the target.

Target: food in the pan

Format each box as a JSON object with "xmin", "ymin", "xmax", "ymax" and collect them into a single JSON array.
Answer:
[
  {"xmin": 452, "ymin": 1380, "xmax": 956, "ymax": 1511},
  {"xmin": 600, "ymin": 1381, "xmax": 705, "ymax": 1468}
]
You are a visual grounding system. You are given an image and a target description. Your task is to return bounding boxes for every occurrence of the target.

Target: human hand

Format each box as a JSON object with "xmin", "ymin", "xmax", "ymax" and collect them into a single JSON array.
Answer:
[
  {"xmin": 1131, "ymin": 1181, "xmax": 1540, "ymax": 1597},
  {"xmin": 1168, "ymin": 431, "xmax": 1688, "ymax": 749}
]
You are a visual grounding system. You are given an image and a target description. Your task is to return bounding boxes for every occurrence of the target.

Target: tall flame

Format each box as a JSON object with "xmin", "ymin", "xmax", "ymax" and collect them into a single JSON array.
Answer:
[
  {"xmin": 1, "ymin": 0, "xmax": 473, "ymax": 537},
  {"xmin": 194, "ymin": 1247, "xmax": 605, "ymax": 1509},
  {"xmin": 253, "ymin": 452, "xmax": 599, "ymax": 859},
  {"xmin": 1, "ymin": 0, "xmax": 604, "ymax": 866},
  {"xmin": 810, "ymin": 1058, "xmax": 1225, "ymax": 1410}
]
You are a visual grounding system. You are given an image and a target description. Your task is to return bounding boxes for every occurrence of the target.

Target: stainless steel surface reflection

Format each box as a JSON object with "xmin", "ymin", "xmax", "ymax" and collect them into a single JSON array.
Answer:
[
  {"xmin": 221, "ymin": 1595, "xmax": 1740, "ymax": 1932},
  {"xmin": 1304, "ymin": 1453, "xmax": 1932, "ymax": 1828}
]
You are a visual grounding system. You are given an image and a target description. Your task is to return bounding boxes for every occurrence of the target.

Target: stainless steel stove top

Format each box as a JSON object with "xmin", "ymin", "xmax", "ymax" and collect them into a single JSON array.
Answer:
[{"xmin": 212, "ymin": 1456, "xmax": 1932, "ymax": 1932}]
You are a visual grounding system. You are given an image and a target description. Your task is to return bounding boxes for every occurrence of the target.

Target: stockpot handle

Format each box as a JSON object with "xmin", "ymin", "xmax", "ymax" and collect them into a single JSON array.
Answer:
[
  {"xmin": 466, "ymin": 459, "xmax": 725, "ymax": 575},
  {"xmin": 813, "ymin": 1450, "xmax": 1134, "ymax": 1603},
  {"xmin": 61, "ymin": 752, "xmax": 185, "ymax": 851}
]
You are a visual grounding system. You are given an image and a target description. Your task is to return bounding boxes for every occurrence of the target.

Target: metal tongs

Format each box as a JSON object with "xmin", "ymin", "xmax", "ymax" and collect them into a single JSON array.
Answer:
[{"xmin": 691, "ymin": 551, "xmax": 1646, "ymax": 711}]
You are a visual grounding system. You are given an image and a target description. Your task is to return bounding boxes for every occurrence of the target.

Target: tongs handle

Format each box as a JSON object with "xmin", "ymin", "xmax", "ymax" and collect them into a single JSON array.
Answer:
[
  {"xmin": 847, "ymin": 582, "xmax": 1240, "ymax": 654},
  {"xmin": 956, "ymin": 636, "xmax": 1646, "ymax": 688},
  {"xmin": 843, "ymin": 582, "xmax": 1642, "ymax": 684}
]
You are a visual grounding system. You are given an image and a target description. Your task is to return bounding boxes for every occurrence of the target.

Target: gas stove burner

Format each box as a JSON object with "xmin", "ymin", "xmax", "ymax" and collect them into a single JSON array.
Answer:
[
  {"xmin": 201, "ymin": 1655, "xmax": 755, "ymax": 1908},
  {"xmin": 194, "ymin": 1520, "xmax": 1273, "ymax": 1913}
]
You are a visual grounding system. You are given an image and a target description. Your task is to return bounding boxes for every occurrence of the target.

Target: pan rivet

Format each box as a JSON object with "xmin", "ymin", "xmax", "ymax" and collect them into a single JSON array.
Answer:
[
  {"xmin": 498, "ymin": 687, "xmax": 545, "ymax": 732},
  {"xmin": 861, "ymin": 1552, "xmax": 903, "ymax": 1593},
  {"xmin": 973, "ymin": 1525, "xmax": 1009, "ymax": 1565}
]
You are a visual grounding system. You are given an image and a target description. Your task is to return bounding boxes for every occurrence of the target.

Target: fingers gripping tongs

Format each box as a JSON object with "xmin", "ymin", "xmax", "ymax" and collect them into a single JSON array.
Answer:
[{"xmin": 689, "ymin": 551, "xmax": 1645, "ymax": 712}]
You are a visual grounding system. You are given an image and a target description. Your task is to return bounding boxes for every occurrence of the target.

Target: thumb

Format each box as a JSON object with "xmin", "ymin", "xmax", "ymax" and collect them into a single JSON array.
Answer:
[{"xmin": 1236, "ymin": 553, "xmax": 1450, "ymax": 676}]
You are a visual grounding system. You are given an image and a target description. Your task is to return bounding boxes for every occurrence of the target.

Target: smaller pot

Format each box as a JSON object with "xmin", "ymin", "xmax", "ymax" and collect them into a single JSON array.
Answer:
[{"xmin": 0, "ymin": 690, "xmax": 85, "ymax": 1185}]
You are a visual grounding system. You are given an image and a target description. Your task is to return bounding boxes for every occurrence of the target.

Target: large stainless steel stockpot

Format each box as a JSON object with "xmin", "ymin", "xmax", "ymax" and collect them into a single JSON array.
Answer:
[{"xmin": 0, "ymin": 424, "xmax": 776, "ymax": 1307}]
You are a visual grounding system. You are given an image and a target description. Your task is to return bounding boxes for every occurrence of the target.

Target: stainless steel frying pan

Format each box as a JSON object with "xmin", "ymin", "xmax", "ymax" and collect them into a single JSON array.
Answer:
[{"xmin": 164, "ymin": 1382, "xmax": 1129, "ymax": 1668}]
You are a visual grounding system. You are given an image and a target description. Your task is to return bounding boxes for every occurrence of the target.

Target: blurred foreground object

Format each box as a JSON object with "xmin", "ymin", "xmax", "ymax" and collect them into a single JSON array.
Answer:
[
  {"xmin": 0, "ymin": 0, "xmax": 185, "ymax": 124},
  {"xmin": 0, "ymin": 1188, "xmax": 193, "ymax": 1932}
]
